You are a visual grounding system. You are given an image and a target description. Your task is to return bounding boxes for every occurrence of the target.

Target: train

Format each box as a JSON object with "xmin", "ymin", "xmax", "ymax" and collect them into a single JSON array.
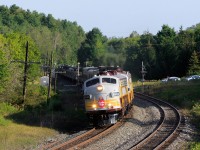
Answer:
[
  {"xmin": 57, "ymin": 65, "xmax": 134, "ymax": 126},
  {"xmin": 83, "ymin": 69, "xmax": 134, "ymax": 126},
  {"xmin": 58, "ymin": 65, "xmax": 119, "ymax": 83}
]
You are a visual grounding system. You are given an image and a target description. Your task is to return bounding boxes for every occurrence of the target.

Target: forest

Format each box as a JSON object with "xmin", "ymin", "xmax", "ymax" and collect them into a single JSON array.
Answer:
[{"xmin": 0, "ymin": 4, "xmax": 200, "ymax": 105}]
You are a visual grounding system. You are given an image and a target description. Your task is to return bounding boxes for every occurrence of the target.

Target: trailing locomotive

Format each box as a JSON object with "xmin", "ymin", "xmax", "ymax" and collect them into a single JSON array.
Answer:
[
  {"xmin": 59, "ymin": 65, "xmax": 99, "ymax": 83},
  {"xmin": 83, "ymin": 69, "xmax": 134, "ymax": 126}
]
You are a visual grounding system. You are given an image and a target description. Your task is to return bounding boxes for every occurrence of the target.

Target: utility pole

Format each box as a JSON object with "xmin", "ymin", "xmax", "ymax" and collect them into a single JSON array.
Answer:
[
  {"xmin": 54, "ymin": 71, "xmax": 57, "ymax": 93},
  {"xmin": 77, "ymin": 62, "xmax": 80, "ymax": 85},
  {"xmin": 22, "ymin": 41, "xmax": 29, "ymax": 103},
  {"xmin": 12, "ymin": 41, "xmax": 40, "ymax": 105},
  {"xmin": 47, "ymin": 51, "xmax": 53, "ymax": 104},
  {"xmin": 141, "ymin": 61, "xmax": 147, "ymax": 86}
]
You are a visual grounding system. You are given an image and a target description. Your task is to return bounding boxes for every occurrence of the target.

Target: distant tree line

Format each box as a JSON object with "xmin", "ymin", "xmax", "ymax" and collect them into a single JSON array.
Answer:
[
  {"xmin": 78, "ymin": 26, "xmax": 200, "ymax": 79},
  {"xmin": 0, "ymin": 4, "xmax": 200, "ymax": 105},
  {"xmin": 0, "ymin": 4, "xmax": 85, "ymax": 65}
]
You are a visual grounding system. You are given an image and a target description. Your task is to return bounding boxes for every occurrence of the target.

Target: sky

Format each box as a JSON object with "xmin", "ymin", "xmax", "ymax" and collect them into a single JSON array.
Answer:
[{"xmin": 1, "ymin": 0, "xmax": 200, "ymax": 38}]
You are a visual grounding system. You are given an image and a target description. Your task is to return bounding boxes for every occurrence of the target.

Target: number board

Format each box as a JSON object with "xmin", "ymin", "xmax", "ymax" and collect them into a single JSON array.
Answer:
[{"xmin": 120, "ymin": 79, "xmax": 127, "ymax": 86}]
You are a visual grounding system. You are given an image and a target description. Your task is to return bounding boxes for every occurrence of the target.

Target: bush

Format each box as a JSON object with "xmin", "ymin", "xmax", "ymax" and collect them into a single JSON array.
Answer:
[
  {"xmin": 0, "ymin": 115, "xmax": 10, "ymax": 126},
  {"xmin": 48, "ymin": 96, "xmax": 62, "ymax": 111},
  {"xmin": 0, "ymin": 103, "xmax": 17, "ymax": 116},
  {"xmin": 190, "ymin": 142, "xmax": 200, "ymax": 150},
  {"xmin": 0, "ymin": 103, "xmax": 17, "ymax": 126},
  {"xmin": 191, "ymin": 103, "xmax": 200, "ymax": 129}
]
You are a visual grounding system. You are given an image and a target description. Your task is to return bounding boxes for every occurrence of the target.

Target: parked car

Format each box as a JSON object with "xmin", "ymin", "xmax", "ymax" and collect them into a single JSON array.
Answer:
[
  {"xmin": 161, "ymin": 77, "xmax": 181, "ymax": 82},
  {"xmin": 168, "ymin": 77, "xmax": 181, "ymax": 81},
  {"xmin": 184, "ymin": 75, "xmax": 200, "ymax": 81},
  {"xmin": 161, "ymin": 78, "xmax": 168, "ymax": 82}
]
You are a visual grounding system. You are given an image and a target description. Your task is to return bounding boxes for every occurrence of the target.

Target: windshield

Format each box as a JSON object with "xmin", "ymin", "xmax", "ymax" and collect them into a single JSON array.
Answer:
[
  {"xmin": 86, "ymin": 78, "xmax": 100, "ymax": 87},
  {"xmin": 102, "ymin": 78, "xmax": 116, "ymax": 84}
]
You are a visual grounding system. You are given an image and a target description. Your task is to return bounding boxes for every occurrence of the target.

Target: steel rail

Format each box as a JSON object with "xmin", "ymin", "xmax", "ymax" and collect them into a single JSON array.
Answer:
[
  {"xmin": 130, "ymin": 92, "xmax": 181, "ymax": 150},
  {"xmin": 44, "ymin": 107, "xmax": 133, "ymax": 150},
  {"xmin": 41, "ymin": 128, "xmax": 96, "ymax": 150}
]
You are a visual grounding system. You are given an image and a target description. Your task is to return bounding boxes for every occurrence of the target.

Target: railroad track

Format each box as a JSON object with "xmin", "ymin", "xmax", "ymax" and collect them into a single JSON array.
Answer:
[
  {"xmin": 41, "ymin": 93, "xmax": 182, "ymax": 150},
  {"xmin": 41, "ymin": 111, "xmax": 131, "ymax": 150},
  {"xmin": 129, "ymin": 92, "xmax": 182, "ymax": 150}
]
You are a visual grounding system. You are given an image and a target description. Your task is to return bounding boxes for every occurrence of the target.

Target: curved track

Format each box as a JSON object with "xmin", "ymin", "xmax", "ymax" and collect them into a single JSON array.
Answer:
[
  {"xmin": 130, "ymin": 92, "xmax": 182, "ymax": 150},
  {"xmin": 41, "ymin": 92, "xmax": 182, "ymax": 150},
  {"xmin": 41, "ymin": 111, "xmax": 131, "ymax": 150}
]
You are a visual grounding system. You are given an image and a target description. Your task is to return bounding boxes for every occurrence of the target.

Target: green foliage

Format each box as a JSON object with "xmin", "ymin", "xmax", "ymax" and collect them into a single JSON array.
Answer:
[
  {"xmin": 175, "ymin": 28, "xmax": 195, "ymax": 76},
  {"xmin": 0, "ymin": 103, "xmax": 18, "ymax": 116},
  {"xmin": 0, "ymin": 4, "xmax": 86, "ymax": 106},
  {"xmin": 190, "ymin": 142, "xmax": 200, "ymax": 150},
  {"xmin": 0, "ymin": 4, "xmax": 85, "ymax": 66},
  {"xmin": 125, "ymin": 25, "xmax": 199, "ymax": 80},
  {"xmin": 0, "ymin": 115, "xmax": 11, "ymax": 126},
  {"xmin": 0, "ymin": 34, "xmax": 9, "ymax": 92},
  {"xmin": 48, "ymin": 97, "xmax": 62, "ymax": 111},
  {"xmin": 155, "ymin": 25, "xmax": 179, "ymax": 77},
  {"xmin": 0, "ymin": 32, "xmax": 42, "ymax": 104},
  {"xmin": 101, "ymin": 52, "xmax": 126, "ymax": 67},
  {"xmin": 194, "ymin": 26, "xmax": 200, "ymax": 52},
  {"xmin": 188, "ymin": 51, "xmax": 200, "ymax": 75},
  {"xmin": 191, "ymin": 103, "xmax": 200, "ymax": 130},
  {"xmin": 0, "ymin": 103, "xmax": 17, "ymax": 126},
  {"xmin": 2, "ymin": 4, "xmax": 200, "ymax": 81},
  {"xmin": 78, "ymin": 28, "xmax": 106, "ymax": 66},
  {"xmin": 192, "ymin": 103, "xmax": 200, "ymax": 116}
]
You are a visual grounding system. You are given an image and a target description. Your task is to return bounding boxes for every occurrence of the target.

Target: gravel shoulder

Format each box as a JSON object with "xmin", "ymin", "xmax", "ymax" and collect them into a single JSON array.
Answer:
[
  {"xmin": 36, "ymin": 92, "xmax": 199, "ymax": 150},
  {"xmin": 82, "ymin": 98, "xmax": 160, "ymax": 150}
]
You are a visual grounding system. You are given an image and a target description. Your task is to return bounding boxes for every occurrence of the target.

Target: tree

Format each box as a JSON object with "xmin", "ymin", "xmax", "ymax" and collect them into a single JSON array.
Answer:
[
  {"xmin": 194, "ymin": 26, "xmax": 200, "ymax": 53},
  {"xmin": 176, "ymin": 28, "xmax": 195, "ymax": 76},
  {"xmin": 108, "ymin": 38, "xmax": 125, "ymax": 54},
  {"xmin": 138, "ymin": 32, "xmax": 156, "ymax": 79},
  {"xmin": 0, "ymin": 34, "xmax": 9, "ymax": 92},
  {"xmin": 5, "ymin": 33, "xmax": 40, "ymax": 95},
  {"xmin": 155, "ymin": 25, "xmax": 178, "ymax": 77},
  {"xmin": 0, "ymin": 32, "xmax": 41, "ymax": 103},
  {"xmin": 124, "ymin": 43, "xmax": 140, "ymax": 77},
  {"xmin": 78, "ymin": 28, "xmax": 106, "ymax": 66},
  {"xmin": 187, "ymin": 50, "xmax": 200, "ymax": 75},
  {"xmin": 129, "ymin": 31, "xmax": 139, "ymax": 38}
]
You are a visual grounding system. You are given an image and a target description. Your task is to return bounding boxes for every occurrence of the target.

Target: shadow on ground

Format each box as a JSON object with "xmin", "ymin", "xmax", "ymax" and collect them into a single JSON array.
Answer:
[{"xmin": 6, "ymin": 74, "xmax": 90, "ymax": 134}]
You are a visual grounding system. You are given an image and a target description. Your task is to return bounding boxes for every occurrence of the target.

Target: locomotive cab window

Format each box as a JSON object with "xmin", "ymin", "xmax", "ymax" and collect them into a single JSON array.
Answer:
[
  {"xmin": 102, "ymin": 78, "xmax": 116, "ymax": 84},
  {"xmin": 86, "ymin": 78, "xmax": 100, "ymax": 87}
]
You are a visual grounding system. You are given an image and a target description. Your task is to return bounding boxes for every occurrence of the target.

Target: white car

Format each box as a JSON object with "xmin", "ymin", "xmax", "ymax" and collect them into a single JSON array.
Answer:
[
  {"xmin": 168, "ymin": 77, "xmax": 181, "ymax": 81},
  {"xmin": 161, "ymin": 77, "xmax": 180, "ymax": 82},
  {"xmin": 184, "ymin": 75, "xmax": 200, "ymax": 81},
  {"xmin": 161, "ymin": 78, "xmax": 168, "ymax": 82}
]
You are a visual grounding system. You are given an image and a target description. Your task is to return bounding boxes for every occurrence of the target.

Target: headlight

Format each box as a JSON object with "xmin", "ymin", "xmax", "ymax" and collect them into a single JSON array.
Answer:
[
  {"xmin": 97, "ymin": 85, "xmax": 103, "ymax": 91},
  {"xmin": 92, "ymin": 104, "xmax": 97, "ymax": 108},
  {"xmin": 108, "ymin": 103, "xmax": 113, "ymax": 109}
]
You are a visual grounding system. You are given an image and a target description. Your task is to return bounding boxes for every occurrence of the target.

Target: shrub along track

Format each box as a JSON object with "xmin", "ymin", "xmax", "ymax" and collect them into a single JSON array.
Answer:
[{"xmin": 129, "ymin": 92, "xmax": 182, "ymax": 150}]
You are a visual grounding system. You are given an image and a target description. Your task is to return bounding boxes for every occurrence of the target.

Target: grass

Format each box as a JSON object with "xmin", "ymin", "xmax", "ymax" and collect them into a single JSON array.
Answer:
[
  {"xmin": 0, "ymin": 87, "xmax": 88, "ymax": 150},
  {"xmin": 0, "ymin": 123, "xmax": 57, "ymax": 150},
  {"xmin": 134, "ymin": 80, "xmax": 200, "ymax": 149},
  {"xmin": 0, "ymin": 102, "xmax": 58, "ymax": 150}
]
